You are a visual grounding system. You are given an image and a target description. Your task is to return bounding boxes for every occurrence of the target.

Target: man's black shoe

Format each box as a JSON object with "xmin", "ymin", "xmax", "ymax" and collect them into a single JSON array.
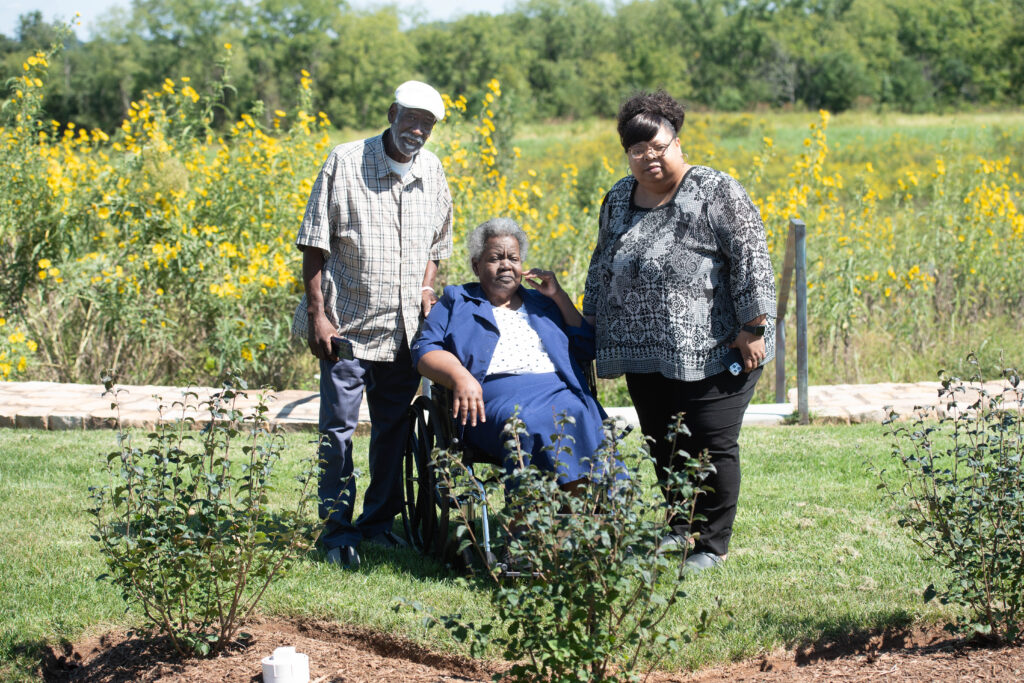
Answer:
[{"xmin": 325, "ymin": 545, "xmax": 361, "ymax": 570}]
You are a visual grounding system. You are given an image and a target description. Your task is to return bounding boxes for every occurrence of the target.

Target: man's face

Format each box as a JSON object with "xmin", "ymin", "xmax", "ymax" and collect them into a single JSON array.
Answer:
[{"xmin": 388, "ymin": 105, "xmax": 436, "ymax": 159}]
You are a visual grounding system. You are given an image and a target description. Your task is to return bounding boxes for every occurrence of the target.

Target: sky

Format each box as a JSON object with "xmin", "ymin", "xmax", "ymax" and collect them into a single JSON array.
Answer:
[{"xmin": 1, "ymin": 0, "xmax": 505, "ymax": 39}]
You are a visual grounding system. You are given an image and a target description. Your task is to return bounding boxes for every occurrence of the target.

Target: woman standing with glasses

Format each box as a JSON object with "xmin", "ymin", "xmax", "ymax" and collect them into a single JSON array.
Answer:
[{"xmin": 582, "ymin": 90, "xmax": 776, "ymax": 572}]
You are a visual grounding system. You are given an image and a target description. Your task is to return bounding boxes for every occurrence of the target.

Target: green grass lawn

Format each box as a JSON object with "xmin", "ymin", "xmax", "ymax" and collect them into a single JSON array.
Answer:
[{"xmin": 0, "ymin": 422, "xmax": 957, "ymax": 680}]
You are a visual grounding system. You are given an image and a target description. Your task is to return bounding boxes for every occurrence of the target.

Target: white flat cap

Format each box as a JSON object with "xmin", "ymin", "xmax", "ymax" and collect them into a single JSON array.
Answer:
[{"xmin": 394, "ymin": 80, "xmax": 445, "ymax": 121}]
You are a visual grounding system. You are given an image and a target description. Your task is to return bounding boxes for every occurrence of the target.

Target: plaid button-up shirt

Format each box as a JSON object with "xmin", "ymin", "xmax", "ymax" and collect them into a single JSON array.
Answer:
[{"xmin": 291, "ymin": 133, "xmax": 453, "ymax": 361}]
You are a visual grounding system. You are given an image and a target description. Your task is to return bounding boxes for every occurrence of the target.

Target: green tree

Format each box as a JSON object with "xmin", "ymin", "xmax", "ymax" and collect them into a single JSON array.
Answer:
[
  {"xmin": 888, "ymin": 0, "xmax": 1015, "ymax": 106},
  {"xmin": 512, "ymin": 0, "xmax": 625, "ymax": 118},
  {"xmin": 614, "ymin": 0, "xmax": 692, "ymax": 99},
  {"xmin": 665, "ymin": 0, "xmax": 778, "ymax": 110},
  {"xmin": 880, "ymin": 56, "xmax": 934, "ymax": 112},
  {"xmin": 801, "ymin": 48, "xmax": 871, "ymax": 111},
  {"xmin": 412, "ymin": 13, "xmax": 532, "ymax": 115},
  {"xmin": 1004, "ymin": 1, "xmax": 1024, "ymax": 104},
  {"xmin": 321, "ymin": 9, "xmax": 420, "ymax": 127},
  {"xmin": 10, "ymin": 11, "xmax": 62, "ymax": 49},
  {"xmin": 246, "ymin": 0, "xmax": 343, "ymax": 119},
  {"xmin": 3, "ymin": 0, "xmax": 1021, "ymax": 131}
]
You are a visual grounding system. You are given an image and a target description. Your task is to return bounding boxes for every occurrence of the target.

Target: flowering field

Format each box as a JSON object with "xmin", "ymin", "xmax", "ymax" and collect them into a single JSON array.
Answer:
[
  {"xmin": 437, "ymin": 96, "xmax": 1024, "ymax": 402},
  {"xmin": 1, "ymin": 48, "xmax": 331, "ymax": 388},
  {"xmin": 2, "ymin": 48, "xmax": 1023, "ymax": 402}
]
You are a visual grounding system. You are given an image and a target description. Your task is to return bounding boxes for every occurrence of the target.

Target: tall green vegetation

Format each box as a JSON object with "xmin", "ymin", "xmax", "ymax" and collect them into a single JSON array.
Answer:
[{"xmin": 2, "ymin": 0, "xmax": 1021, "ymax": 132}]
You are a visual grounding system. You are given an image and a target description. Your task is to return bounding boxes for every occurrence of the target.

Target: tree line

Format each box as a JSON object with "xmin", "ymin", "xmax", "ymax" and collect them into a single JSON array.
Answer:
[{"xmin": 2, "ymin": 0, "xmax": 1022, "ymax": 132}]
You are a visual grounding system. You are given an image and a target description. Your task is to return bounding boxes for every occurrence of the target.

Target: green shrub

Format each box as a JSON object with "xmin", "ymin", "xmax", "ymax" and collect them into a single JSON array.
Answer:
[
  {"xmin": 88, "ymin": 374, "xmax": 320, "ymax": 656},
  {"xmin": 875, "ymin": 355, "xmax": 1024, "ymax": 642},
  {"xmin": 404, "ymin": 412, "xmax": 718, "ymax": 682}
]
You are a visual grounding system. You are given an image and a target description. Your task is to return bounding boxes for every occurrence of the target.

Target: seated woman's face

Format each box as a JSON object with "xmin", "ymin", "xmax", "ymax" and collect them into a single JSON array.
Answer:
[{"xmin": 473, "ymin": 235, "xmax": 522, "ymax": 302}]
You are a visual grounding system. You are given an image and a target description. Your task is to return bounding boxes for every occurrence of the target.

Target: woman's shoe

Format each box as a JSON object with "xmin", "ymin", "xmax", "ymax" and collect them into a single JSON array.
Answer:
[
  {"xmin": 683, "ymin": 551, "xmax": 724, "ymax": 572},
  {"xmin": 657, "ymin": 532, "xmax": 692, "ymax": 554}
]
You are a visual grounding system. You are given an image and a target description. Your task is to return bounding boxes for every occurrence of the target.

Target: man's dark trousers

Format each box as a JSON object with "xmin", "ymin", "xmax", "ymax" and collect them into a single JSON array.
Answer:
[{"xmin": 317, "ymin": 341, "xmax": 420, "ymax": 550}]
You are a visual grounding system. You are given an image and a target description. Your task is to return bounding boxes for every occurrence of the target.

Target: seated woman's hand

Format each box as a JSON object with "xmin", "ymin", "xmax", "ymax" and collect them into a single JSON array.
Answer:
[
  {"xmin": 523, "ymin": 268, "xmax": 563, "ymax": 299},
  {"xmin": 452, "ymin": 371, "xmax": 486, "ymax": 426},
  {"xmin": 524, "ymin": 267, "xmax": 585, "ymax": 328}
]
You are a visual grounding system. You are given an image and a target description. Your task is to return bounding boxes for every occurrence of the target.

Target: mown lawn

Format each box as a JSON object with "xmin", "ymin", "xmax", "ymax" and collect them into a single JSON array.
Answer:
[{"xmin": 0, "ymin": 421, "xmax": 955, "ymax": 680}]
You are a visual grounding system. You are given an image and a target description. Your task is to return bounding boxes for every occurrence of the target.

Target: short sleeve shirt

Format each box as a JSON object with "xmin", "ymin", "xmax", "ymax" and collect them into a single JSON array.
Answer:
[
  {"xmin": 582, "ymin": 166, "xmax": 776, "ymax": 381},
  {"xmin": 291, "ymin": 133, "xmax": 453, "ymax": 361}
]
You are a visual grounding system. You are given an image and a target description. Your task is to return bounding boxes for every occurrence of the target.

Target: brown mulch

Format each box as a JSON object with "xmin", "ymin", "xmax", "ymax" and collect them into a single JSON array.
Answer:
[
  {"xmin": 39, "ymin": 616, "xmax": 1024, "ymax": 682},
  {"xmin": 683, "ymin": 626, "xmax": 1024, "ymax": 682}
]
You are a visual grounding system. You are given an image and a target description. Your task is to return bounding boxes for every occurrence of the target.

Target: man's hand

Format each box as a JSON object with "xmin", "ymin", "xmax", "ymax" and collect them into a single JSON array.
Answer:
[
  {"xmin": 307, "ymin": 311, "xmax": 339, "ymax": 361},
  {"xmin": 421, "ymin": 287, "xmax": 438, "ymax": 317},
  {"xmin": 301, "ymin": 247, "xmax": 340, "ymax": 361},
  {"xmin": 421, "ymin": 260, "xmax": 440, "ymax": 317}
]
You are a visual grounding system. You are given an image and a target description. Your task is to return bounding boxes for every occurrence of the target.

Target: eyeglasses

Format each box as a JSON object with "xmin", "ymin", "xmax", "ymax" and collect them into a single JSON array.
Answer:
[{"xmin": 627, "ymin": 139, "xmax": 675, "ymax": 160}]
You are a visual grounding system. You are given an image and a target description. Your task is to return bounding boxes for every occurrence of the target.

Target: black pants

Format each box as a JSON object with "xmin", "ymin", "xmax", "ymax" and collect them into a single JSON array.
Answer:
[{"xmin": 626, "ymin": 367, "xmax": 761, "ymax": 557}]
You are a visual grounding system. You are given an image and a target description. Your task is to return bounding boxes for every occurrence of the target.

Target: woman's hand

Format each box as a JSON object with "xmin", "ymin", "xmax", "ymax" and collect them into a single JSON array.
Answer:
[
  {"xmin": 451, "ymin": 371, "xmax": 486, "ymax": 426},
  {"xmin": 417, "ymin": 350, "xmax": 486, "ymax": 426},
  {"xmin": 524, "ymin": 268, "xmax": 584, "ymax": 328},
  {"xmin": 729, "ymin": 331, "xmax": 766, "ymax": 373},
  {"xmin": 523, "ymin": 268, "xmax": 563, "ymax": 298}
]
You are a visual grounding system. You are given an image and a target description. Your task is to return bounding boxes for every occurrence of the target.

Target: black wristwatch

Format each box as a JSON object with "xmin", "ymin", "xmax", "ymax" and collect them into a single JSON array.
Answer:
[{"xmin": 741, "ymin": 324, "xmax": 766, "ymax": 338}]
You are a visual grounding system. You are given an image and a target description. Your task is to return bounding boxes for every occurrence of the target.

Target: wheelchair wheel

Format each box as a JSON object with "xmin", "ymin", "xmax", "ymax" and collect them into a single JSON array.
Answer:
[{"xmin": 401, "ymin": 394, "xmax": 452, "ymax": 558}]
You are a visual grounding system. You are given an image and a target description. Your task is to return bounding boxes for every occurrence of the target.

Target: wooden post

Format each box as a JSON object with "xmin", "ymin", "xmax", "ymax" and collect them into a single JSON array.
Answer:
[
  {"xmin": 793, "ymin": 219, "xmax": 809, "ymax": 425},
  {"xmin": 773, "ymin": 219, "xmax": 809, "ymax": 421},
  {"xmin": 775, "ymin": 228, "xmax": 797, "ymax": 403}
]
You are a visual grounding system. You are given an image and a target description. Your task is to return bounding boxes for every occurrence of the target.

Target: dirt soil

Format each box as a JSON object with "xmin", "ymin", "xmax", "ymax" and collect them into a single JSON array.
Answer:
[{"xmin": 40, "ymin": 616, "xmax": 1024, "ymax": 682}]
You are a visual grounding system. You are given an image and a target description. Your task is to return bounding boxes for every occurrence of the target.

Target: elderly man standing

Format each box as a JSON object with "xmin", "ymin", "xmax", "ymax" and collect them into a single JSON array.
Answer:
[{"xmin": 293, "ymin": 81, "xmax": 452, "ymax": 569}]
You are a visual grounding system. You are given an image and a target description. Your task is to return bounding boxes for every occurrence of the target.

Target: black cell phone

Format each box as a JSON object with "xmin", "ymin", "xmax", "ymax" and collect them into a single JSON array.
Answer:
[
  {"xmin": 723, "ymin": 347, "xmax": 744, "ymax": 376},
  {"xmin": 331, "ymin": 336, "xmax": 354, "ymax": 361}
]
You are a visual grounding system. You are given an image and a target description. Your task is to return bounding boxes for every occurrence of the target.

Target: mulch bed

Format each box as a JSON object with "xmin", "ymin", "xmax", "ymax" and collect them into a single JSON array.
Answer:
[{"xmin": 40, "ymin": 616, "xmax": 1024, "ymax": 682}]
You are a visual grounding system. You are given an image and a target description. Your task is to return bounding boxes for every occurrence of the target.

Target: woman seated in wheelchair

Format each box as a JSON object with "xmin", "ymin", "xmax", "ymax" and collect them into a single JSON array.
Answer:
[{"xmin": 412, "ymin": 217, "xmax": 615, "ymax": 491}]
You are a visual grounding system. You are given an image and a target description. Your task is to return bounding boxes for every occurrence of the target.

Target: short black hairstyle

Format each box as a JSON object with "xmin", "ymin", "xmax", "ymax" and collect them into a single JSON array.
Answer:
[{"xmin": 616, "ymin": 90, "xmax": 687, "ymax": 150}]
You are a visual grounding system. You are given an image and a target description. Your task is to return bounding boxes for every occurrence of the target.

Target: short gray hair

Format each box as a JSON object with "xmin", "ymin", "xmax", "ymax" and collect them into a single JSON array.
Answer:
[{"xmin": 466, "ymin": 218, "xmax": 529, "ymax": 267}]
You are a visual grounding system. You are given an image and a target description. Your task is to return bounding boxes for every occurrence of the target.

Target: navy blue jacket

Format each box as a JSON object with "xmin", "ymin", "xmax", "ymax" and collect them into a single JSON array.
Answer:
[{"xmin": 411, "ymin": 283, "xmax": 603, "ymax": 415}]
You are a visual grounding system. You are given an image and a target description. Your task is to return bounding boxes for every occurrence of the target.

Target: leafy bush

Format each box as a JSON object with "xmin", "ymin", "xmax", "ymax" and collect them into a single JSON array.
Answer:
[
  {"xmin": 405, "ymin": 412, "xmax": 718, "ymax": 682},
  {"xmin": 88, "ymin": 374, "xmax": 320, "ymax": 656},
  {"xmin": 875, "ymin": 355, "xmax": 1024, "ymax": 642}
]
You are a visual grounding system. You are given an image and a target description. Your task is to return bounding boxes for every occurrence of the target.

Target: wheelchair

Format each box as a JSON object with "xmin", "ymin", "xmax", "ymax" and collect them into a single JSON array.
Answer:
[
  {"xmin": 399, "ymin": 365, "xmax": 609, "ymax": 573},
  {"xmin": 400, "ymin": 381, "xmax": 503, "ymax": 571}
]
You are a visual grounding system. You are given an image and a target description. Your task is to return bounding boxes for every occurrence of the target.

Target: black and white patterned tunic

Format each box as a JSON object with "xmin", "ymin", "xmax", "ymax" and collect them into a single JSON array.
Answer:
[{"xmin": 582, "ymin": 166, "xmax": 776, "ymax": 381}]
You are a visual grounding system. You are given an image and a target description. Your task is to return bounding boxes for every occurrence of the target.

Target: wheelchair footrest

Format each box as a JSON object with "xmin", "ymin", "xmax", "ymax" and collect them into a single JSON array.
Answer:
[
  {"xmin": 445, "ymin": 492, "xmax": 482, "ymax": 510},
  {"xmin": 492, "ymin": 549, "xmax": 544, "ymax": 581},
  {"xmin": 495, "ymin": 566, "xmax": 545, "ymax": 581}
]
